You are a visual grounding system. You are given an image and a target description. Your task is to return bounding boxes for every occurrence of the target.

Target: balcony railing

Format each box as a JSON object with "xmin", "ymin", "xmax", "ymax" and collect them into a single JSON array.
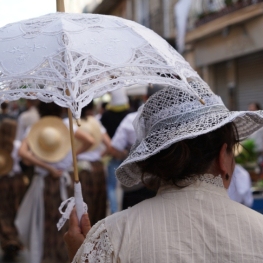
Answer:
[{"xmin": 188, "ymin": 0, "xmax": 263, "ymax": 29}]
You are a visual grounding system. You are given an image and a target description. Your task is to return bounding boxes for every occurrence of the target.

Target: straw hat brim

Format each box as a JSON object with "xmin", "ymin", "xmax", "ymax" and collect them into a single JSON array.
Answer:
[
  {"xmin": 27, "ymin": 116, "xmax": 71, "ymax": 163},
  {"xmin": 75, "ymin": 117, "xmax": 102, "ymax": 152},
  {"xmin": 116, "ymin": 109, "xmax": 263, "ymax": 187},
  {"xmin": 0, "ymin": 149, "xmax": 13, "ymax": 177}
]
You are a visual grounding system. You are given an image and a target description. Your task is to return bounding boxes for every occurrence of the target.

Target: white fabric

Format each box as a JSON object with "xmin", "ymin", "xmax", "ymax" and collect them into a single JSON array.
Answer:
[
  {"xmin": 175, "ymin": 0, "xmax": 193, "ymax": 53},
  {"xmin": 16, "ymin": 171, "xmax": 72, "ymax": 263},
  {"xmin": 0, "ymin": 13, "xmax": 202, "ymax": 119},
  {"xmin": 15, "ymin": 175, "xmax": 45, "ymax": 263},
  {"xmin": 35, "ymin": 151, "xmax": 73, "ymax": 176},
  {"xmin": 15, "ymin": 106, "xmax": 40, "ymax": 141},
  {"xmin": 77, "ymin": 123, "xmax": 106, "ymax": 162},
  {"xmin": 110, "ymin": 88, "xmax": 128, "ymax": 106},
  {"xmin": 228, "ymin": 164, "xmax": 253, "ymax": 207},
  {"xmin": 73, "ymin": 174, "xmax": 263, "ymax": 263},
  {"xmin": 63, "ymin": 117, "xmax": 78, "ymax": 132},
  {"xmin": 249, "ymin": 127, "xmax": 263, "ymax": 152},
  {"xmin": 57, "ymin": 196, "xmax": 87, "ymax": 231},
  {"xmin": 111, "ymin": 112, "xmax": 137, "ymax": 151},
  {"xmin": 116, "ymin": 85, "xmax": 263, "ymax": 187},
  {"xmin": 10, "ymin": 139, "xmax": 22, "ymax": 175}
]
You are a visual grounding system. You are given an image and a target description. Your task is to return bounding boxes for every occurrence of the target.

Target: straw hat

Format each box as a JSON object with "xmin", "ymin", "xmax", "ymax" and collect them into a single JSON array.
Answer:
[
  {"xmin": 75, "ymin": 116, "xmax": 102, "ymax": 152},
  {"xmin": 0, "ymin": 149, "xmax": 13, "ymax": 176},
  {"xmin": 27, "ymin": 116, "xmax": 71, "ymax": 163},
  {"xmin": 116, "ymin": 80, "xmax": 263, "ymax": 187}
]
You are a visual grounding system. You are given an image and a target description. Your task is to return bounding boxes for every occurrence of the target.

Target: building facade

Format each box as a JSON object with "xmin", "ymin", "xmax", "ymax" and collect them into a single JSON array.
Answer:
[
  {"xmin": 93, "ymin": 0, "xmax": 263, "ymax": 110},
  {"xmin": 186, "ymin": 0, "xmax": 263, "ymax": 111}
]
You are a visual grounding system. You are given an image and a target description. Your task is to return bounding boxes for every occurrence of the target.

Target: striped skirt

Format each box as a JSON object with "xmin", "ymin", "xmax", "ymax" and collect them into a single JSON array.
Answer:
[
  {"xmin": 78, "ymin": 161, "xmax": 107, "ymax": 226},
  {"xmin": 0, "ymin": 174, "xmax": 28, "ymax": 251}
]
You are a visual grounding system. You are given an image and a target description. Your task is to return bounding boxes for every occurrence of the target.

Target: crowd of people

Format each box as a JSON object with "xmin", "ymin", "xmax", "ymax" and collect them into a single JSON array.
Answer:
[
  {"xmin": 0, "ymin": 86, "xmax": 262, "ymax": 262},
  {"xmin": 0, "ymin": 86, "xmax": 160, "ymax": 262}
]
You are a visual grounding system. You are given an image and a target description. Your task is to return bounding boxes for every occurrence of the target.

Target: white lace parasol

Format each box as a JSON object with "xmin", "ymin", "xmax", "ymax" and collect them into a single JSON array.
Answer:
[{"xmin": 0, "ymin": 12, "xmax": 201, "ymax": 119}]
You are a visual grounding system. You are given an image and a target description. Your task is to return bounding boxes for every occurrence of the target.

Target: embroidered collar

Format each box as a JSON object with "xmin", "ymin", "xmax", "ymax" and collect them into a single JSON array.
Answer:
[{"xmin": 158, "ymin": 174, "xmax": 227, "ymax": 197}]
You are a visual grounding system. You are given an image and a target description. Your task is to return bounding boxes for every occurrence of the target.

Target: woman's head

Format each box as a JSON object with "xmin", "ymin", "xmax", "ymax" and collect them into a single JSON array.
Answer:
[
  {"xmin": 116, "ymin": 84, "xmax": 263, "ymax": 188},
  {"xmin": 137, "ymin": 122, "xmax": 239, "ymax": 187},
  {"xmin": 38, "ymin": 102, "xmax": 63, "ymax": 118}
]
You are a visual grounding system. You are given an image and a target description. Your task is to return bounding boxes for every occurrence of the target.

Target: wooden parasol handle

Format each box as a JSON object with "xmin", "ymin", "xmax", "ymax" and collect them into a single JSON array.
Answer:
[
  {"xmin": 67, "ymin": 109, "xmax": 79, "ymax": 182},
  {"xmin": 56, "ymin": 0, "xmax": 65, "ymax": 12}
]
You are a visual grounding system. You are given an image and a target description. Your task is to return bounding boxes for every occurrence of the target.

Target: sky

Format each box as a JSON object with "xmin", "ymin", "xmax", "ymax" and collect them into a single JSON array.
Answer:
[{"xmin": 0, "ymin": 0, "xmax": 56, "ymax": 27}]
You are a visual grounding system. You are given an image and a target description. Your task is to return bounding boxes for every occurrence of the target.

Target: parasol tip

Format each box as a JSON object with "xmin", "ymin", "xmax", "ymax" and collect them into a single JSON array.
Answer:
[
  {"xmin": 76, "ymin": 119, "xmax": 81, "ymax": 127},
  {"xmin": 199, "ymin": 99, "xmax": 205, "ymax": 105}
]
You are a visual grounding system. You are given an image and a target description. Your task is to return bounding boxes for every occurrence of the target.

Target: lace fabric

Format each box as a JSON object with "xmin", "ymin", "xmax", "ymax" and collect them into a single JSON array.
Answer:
[
  {"xmin": 0, "ymin": 13, "xmax": 201, "ymax": 119},
  {"xmin": 116, "ymin": 84, "xmax": 263, "ymax": 187},
  {"xmin": 195, "ymin": 174, "xmax": 224, "ymax": 188},
  {"xmin": 72, "ymin": 220, "xmax": 113, "ymax": 263}
]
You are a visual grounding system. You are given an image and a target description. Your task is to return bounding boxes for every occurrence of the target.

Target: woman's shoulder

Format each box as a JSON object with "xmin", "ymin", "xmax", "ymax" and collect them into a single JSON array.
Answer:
[{"xmin": 105, "ymin": 196, "xmax": 157, "ymax": 232}]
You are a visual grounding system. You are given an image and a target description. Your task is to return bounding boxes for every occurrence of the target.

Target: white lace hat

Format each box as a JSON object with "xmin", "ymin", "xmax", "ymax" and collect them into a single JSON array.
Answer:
[{"xmin": 116, "ymin": 78, "xmax": 263, "ymax": 187}]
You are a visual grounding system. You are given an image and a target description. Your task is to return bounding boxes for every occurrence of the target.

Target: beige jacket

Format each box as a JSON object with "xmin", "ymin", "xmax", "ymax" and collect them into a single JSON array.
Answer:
[{"xmin": 73, "ymin": 174, "xmax": 263, "ymax": 263}]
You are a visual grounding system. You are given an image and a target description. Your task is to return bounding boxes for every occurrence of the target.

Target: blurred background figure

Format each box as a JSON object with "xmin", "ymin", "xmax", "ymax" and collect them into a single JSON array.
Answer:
[
  {"xmin": 0, "ymin": 119, "xmax": 28, "ymax": 262},
  {"xmin": 100, "ymin": 88, "xmax": 130, "ymax": 214},
  {"xmin": 109, "ymin": 84, "xmax": 164, "ymax": 211},
  {"xmin": 76, "ymin": 101, "xmax": 111, "ymax": 226},
  {"xmin": 228, "ymin": 164, "xmax": 254, "ymax": 207},
  {"xmin": 0, "ymin": 102, "xmax": 14, "ymax": 123},
  {"xmin": 248, "ymin": 102, "xmax": 261, "ymax": 111},
  {"xmin": 247, "ymin": 102, "xmax": 263, "ymax": 174},
  {"xmin": 100, "ymin": 88, "xmax": 130, "ymax": 138},
  {"xmin": 15, "ymin": 100, "xmax": 39, "ymax": 142},
  {"xmin": 16, "ymin": 102, "xmax": 94, "ymax": 263},
  {"xmin": 95, "ymin": 101, "xmax": 108, "ymax": 121}
]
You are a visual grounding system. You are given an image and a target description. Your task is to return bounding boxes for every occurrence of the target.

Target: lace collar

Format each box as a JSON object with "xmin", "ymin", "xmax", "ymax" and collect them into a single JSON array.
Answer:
[
  {"xmin": 158, "ymin": 174, "xmax": 227, "ymax": 196},
  {"xmin": 190, "ymin": 174, "xmax": 224, "ymax": 188}
]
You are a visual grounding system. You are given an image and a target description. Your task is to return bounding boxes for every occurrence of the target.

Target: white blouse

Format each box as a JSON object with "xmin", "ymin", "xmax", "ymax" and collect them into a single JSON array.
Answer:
[{"xmin": 73, "ymin": 174, "xmax": 263, "ymax": 263}]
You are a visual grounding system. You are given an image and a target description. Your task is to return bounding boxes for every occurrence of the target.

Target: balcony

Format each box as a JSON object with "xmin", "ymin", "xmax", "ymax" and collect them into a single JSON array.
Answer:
[
  {"xmin": 186, "ymin": 0, "xmax": 263, "ymax": 43},
  {"xmin": 189, "ymin": 0, "xmax": 263, "ymax": 29}
]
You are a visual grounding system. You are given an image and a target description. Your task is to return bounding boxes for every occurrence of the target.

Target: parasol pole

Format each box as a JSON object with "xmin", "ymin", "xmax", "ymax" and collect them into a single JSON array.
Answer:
[
  {"xmin": 56, "ymin": 0, "xmax": 65, "ymax": 12},
  {"xmin": 57, "ymin": 1, "xmax": 85, "ymax": 223},
  {"xmin": 67, "ymin": 109, "xmax": 79, "ymax": 183}
]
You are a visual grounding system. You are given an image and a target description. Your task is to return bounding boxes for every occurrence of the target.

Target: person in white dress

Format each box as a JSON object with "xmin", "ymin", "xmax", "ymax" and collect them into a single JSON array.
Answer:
[
  {"xmin": 64, "ymin": 82, "xmax": 263, "ymax": 263},
  {"xmin": 228, "ymin": 164, "xmax": 253, "ymax": 207},
  {"xmin": 16, "ymin": 102, "xmax": 95, "ymax": 263}
]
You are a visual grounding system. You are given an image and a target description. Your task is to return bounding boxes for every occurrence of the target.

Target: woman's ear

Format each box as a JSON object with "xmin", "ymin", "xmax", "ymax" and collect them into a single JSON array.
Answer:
[
  {"xmin": 219, "ymin": 143, "xmax": 235, "ymax": 188},
  {"xmin": 218, "ymin": 143, "xmax": 228, "ymax": 175}
]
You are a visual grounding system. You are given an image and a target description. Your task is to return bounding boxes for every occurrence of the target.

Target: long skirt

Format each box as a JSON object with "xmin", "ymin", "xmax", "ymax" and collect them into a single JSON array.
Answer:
[
  {"xmin": 0, "ymin": 174, "xmax": 27, "ymax": 252},
  {"xmin": 79, "ymin": 161, "xmax": 107, "ymax": 226},
  {"xmin": 42, "ymin": 174, "xmax": 73, "ymax": 263}
]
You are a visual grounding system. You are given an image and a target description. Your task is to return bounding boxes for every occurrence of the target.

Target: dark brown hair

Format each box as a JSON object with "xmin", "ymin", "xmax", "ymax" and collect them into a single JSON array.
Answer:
[
  {"xmin": 38, "ymin": 102, "xmax": 63, "ymax": 118},
  {"xmin": 137, "ymin": 122, "xmax": 239, "ymax": 188},
  {"xmin": 0, "ymin": 119, "xmax": 17, "ymax": 154}
]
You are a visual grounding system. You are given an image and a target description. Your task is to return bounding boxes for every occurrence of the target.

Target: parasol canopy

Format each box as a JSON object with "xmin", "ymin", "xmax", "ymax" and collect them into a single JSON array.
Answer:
[{"xmin": 0, "ymin": 12, "xmax": 202, "ymax": 119}]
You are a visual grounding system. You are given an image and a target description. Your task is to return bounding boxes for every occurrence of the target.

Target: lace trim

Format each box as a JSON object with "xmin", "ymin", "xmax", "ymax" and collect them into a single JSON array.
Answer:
[
  {"xmin": 191, "ymin": 174, "xmax": 224, "ymax": 188},
  {"xmin": 158, "ymin": 174, "xmax": 225, "ymax": 194},
  {"xmin": 72, "ymin": 221, "xmax": 114, "ymax": 263}
]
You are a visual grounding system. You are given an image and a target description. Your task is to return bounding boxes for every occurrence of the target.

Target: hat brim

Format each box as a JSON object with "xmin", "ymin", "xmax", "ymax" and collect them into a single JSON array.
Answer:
[
  {"xmin": 0, "ymin": 149, "xmax": 13, "ymax": 176},
  {"xmin": 27, "ymin": 116, "xmax": 71, "ymax": 163},
  {"xmin": 116, "ymin": 109, "xmax": 263, "ymax": 187}
]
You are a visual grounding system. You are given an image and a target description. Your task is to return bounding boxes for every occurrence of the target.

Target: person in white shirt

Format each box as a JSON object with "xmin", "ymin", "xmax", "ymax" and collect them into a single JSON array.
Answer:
[{"xmin": 228, "ymin": 164, "xmax": 253, "ymax": 207}]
